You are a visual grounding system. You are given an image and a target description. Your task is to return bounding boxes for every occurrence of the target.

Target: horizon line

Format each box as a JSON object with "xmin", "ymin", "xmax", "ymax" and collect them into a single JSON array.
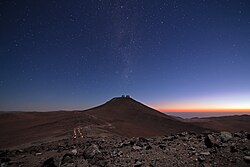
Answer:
[{"xmin": 159, "ymin": 108, "xmax": 250, "ymax": 112}]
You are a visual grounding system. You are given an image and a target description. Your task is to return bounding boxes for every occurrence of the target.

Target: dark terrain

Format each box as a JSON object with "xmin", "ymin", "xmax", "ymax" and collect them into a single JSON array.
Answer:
[{"xmin": 0, "ymin": 97, "xmax": 249, "ymax": 166}]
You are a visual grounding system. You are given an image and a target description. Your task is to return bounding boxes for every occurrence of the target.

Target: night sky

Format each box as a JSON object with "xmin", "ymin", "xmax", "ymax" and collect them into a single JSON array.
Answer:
[{"xmin": 1, "ymin": 0, "xmax": 250, "ymax": 111}]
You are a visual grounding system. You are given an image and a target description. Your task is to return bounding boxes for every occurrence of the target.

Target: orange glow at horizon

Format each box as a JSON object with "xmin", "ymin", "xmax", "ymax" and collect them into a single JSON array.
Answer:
[
  {"xmin": 151, "ymin": 94, "xmax": 250, "ymax": 113},
  {"xmin": 160, "ymin": 108, "xmax": 250, "ymax": 113}
]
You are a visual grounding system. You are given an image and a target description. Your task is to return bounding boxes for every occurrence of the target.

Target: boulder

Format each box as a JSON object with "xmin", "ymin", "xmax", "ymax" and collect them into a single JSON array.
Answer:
[
  {"xmin": 83, "ymin": 144, "xmax": 101, "ymax": 159},
  {"xmin": 220, "ymin": 132, "xmax": 233, "ymax": 142},
  {"xmin": 204, "ymin": 134, "xmax": 220, "ymax": 148},
  {"xmin": 61, "ymin": 154, "xmax": 75, "ymax": 167},
  {"xmin": 41, "ymin": 158, "xmax": 57, "ymax": 167}
]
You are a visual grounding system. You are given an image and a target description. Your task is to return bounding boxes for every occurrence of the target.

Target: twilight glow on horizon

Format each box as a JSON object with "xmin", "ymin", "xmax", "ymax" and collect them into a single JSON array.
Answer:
[
  {"xmin": 153, "ymin": 94, "xmax": 250, "ymax": 112},
  {"xmin": 0, "ymin": 0, "xmax": 250, "ymax": 113}
]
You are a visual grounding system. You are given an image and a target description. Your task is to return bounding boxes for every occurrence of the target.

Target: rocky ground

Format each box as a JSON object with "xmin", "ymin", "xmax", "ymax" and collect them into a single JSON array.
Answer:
[{"xmin": 0, "ymin": 131, "xmax": 250, "ymax": 167}]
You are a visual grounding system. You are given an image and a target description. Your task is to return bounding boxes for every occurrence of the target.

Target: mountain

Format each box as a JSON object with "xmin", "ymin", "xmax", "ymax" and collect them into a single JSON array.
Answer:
[{"xmin": 84, "ymin": 97, "xmax": 207, "ymax": 137}]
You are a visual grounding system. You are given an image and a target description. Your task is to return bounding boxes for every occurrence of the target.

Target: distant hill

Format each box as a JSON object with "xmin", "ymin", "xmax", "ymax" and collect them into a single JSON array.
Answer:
[{"xmin": 187, "ymin": 114, "xmax": 250, "ymax": 132}]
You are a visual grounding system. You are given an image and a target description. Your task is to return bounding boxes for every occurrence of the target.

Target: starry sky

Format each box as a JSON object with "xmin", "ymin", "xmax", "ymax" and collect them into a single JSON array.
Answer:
[{"xmin": 0, "ymin": 0, "xmax": 250, "ymax": 112}]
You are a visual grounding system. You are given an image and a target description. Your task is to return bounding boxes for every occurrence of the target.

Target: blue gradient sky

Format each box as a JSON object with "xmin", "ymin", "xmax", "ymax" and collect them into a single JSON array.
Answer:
[{"xmin": 0, "ymin": 0, "xmax": 250, "ymax": 111}]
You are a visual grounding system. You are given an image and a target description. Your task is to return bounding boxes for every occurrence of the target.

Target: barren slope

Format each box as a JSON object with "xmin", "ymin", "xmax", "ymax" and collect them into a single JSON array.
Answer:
[
  {"xmin": 0, "ymin": 111, "xmax": 107, "ymax": 148},
  {"xmin": 85, "ymin": 97, "xmax": 207, "ymax": 137},
  {"xmin": 188, "ymin": 115, "xmax": 250, "ymax": 132}
]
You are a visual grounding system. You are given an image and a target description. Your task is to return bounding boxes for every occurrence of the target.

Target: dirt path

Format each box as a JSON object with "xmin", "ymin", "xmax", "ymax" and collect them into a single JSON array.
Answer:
[{"xmin": 72, "ymin": 113, "xmax": 115, "ymax": 140}]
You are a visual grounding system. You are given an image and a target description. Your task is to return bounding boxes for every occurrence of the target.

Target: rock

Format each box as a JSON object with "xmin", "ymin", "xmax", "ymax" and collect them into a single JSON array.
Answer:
[
  {"xmin": 134, "ymin": 160, "xmax": 143, "ymax": 167},
  {"xmin": 83, "ymin": 144, "xmax": 106, "ymax": 166},
  {"xmin": 159, "ymin": 144, "xmax": 166, "ymax": 149},
  {"xmin": 244, "ymin": 156, "xmax": 250, "ymax": 163},
  {"xmin": 244, "ymin": 150, "xmax": 250, "ymax": 156},
  {"xmin": 0, "ymin": 151, "xmax": 7, "ymax": 157},
  {"xmin": 117, "ymin": 151, "xmax": 123, "ymax": 157},
  {"xmin": 16, "ymin": 150, "xmax": 24, "ymax": 154},
  {"xmin": 132, "ymin": 145, "xmax": 142, "ymax": 151},
  {"xmin": 198, "ymin": 157, "xmax": 206, "ymax": 162},
  {"xmin": 129, "ymin": 138, "xmax": 136, "ymax": 146},
  {"xmin": 0, "ymin": 158, "xmax": 11, "ymax": 167},
  {"xmin": 84, "ymin": 144, "xmax": 101, "ymax": 159},
  {"xmin": 162, "ymin": 136, "xmax": 174, "ymax": 141},
  {"xmin": 71, "ymin": 149, "xmax": 77, "ymax": 155},
  {"xmin": 35, "ymin": 152, "xmax": 42, "ymax": 156},
  {"xmin": 173, "ymin": 135, "xmax": 178, "ymax": 139},
  {"xmin": 203, "ymin": 163, "xmax": 211, "ymax": 167},
  {"xmin": 95, "ymin": 159, "xmax": 106, "ymax": 167},
  {"xmin": 21, "ymin": 155, "xmax": 26, "ymax": 158},
  {"xmin": 144, "ymin": 145, "xmax": 152, "ymax": 150},
  {"xmin": 1, "ymin": 163, "xmax": 6, "ymax": 167},
  {"xmin": 188, "ymin": 131, "xmax": 196, "ymax": 136},
  {"xmin": 61, "ymin": 154, "xmax": 74, "ymax": 167},
  {"xmin": 138, "ymin": 137, "xmax": 148, "ymax": 143},
  {"xmin": 89, "ymin": 153, "xmax": 106, "ymax": 167},
  {"xmin": 121, "ymin": 140, "xmax": 133, "ymax": 147},
  {"xmin": 111, "ymin": 150, "xmax": 117, "ymax": 157},
  {"xmin": 234, "ymin": 132, "xmax": 242, "ymax": 138},
  {"xmin": 135, "ymin": 139, "xmax": 144, "ymax": 147},
  {"xmin": 204, "ymin": 135, "xmax": 216, "ymax": 148},
  {"xmin": 204, "ymin": 134, "xmax": 222, "ymax": 148},
  {"xmin": 180, "ymin": 132, "xmax": 188, "ymax": 136},
  {"xmin": 189, "ymin": 147, "xmax": 195, "ymax": 151},
  {"xmin": 180, "ymin": 137, "xmax": 189, "ymax": 141},
  {"xmin": 247, "ymin": 133, "xmax": 250, "ymax": 140},
  {"xmin": 230, "ymin": 146, "xmax": 238, "ymax": 153},
  {"xmin": 200, "ymin": 151, "xmax": 210, "ymax": 156},
  {"xmin": 230, "ymin": 158, "xmax": 237, "ymax": 163},
  {"xmin": 41, "ymin": 157, "xmax": 57, "ymax": 167},
  {"xmin": 220, "ymin": 131, "xmax": 232, "ymax": 142}
]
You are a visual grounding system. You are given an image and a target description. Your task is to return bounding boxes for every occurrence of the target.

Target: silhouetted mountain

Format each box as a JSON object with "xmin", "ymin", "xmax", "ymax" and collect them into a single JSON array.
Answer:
[{"xmin": 85, "ymin": 97, "xmax": 207, "ymax": 137}]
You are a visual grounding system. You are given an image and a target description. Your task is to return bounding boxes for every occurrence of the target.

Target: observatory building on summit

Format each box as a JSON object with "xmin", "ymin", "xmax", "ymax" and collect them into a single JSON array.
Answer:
[{"xmin": 121, "ymin": 95, "xmax": 131, "ymax": 98}]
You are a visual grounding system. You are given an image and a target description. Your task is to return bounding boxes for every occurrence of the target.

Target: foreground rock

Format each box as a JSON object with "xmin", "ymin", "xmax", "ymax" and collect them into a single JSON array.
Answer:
[
  {"xmin": 41, "ymin": 157, "xmax": 58, "ymax": 167},
  {"xmin": 220, "ymin": 131, "xmax": 233, "ymax": 142},
  {"xmin": 0, "ymin": 131, "xmax": 249, "ymax": 167}
]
